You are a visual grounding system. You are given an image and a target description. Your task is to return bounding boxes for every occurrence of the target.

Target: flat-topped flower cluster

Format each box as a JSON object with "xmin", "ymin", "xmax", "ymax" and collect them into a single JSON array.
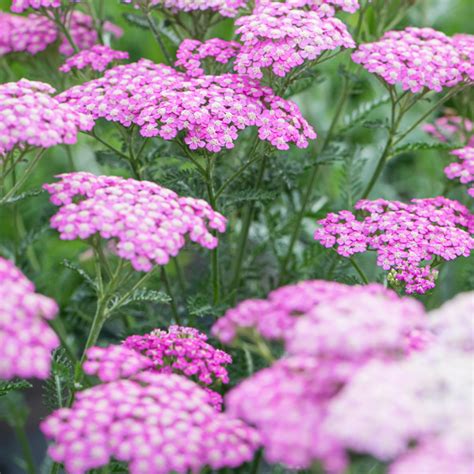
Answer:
[
  {"xmin": 0, "ymin": 257, "xmax": 59, "ymax": 379},
  {"xmin": 314, "ymin": 196, "xmax": 474, "ymax": 293},
  {"xmin": 44, "ymin": 172, "xmax": 228, "ymax": 271},
  {"xmin": 353, "ymin": 27, "xmax": 474, "ymax": 92},
  {"xmin": 58, "ymin": 59, "xmax": 317, "ymax": 152},
  {"xmin": 0, "ymin": 79, "xmax": 93, "ymax": 156}
]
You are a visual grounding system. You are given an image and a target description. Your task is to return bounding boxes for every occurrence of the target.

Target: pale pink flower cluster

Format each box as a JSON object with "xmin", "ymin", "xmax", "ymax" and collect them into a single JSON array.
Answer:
[
  {"xmin": 234, "ymin": 2, "xmax": 355, "ymax": 79},
  {"xmin": 10, "ymin": 0, "xmax": 61, "ymax": 12},
  {"xmin": 325, "ymin": 347, "xmax": 473, "ymax": 470},
  {"xmin": 60, "ymin": 45, "xmax": 129, "ymax": 73},
  {"xmin": 212, "ymin": 280, "xmax": 424, "ymax": 347},
  {"xmin": 447, "ymin": 147, "xmax": 474, "ymax": 198},
  {"xmin": 423, "ymin": 114, "xmax": 474, "ymax": 145},
  {"xmin": 0, "ymin": 12, "xmax": 56, "ymax": 56},
  {"xmin": 0, "ymin": 11, "xmax": 122, "ymax": 58},
  {"xmin": 41, "ymin": 372, "xmax": 260, "ymax": 474},
  {"xmin": 314, "ymin": 197, "xmax": 474, "ymax": 294},
  {"xmin": 0, "ymin": 257, "xmax": 59, "ymax": 380},
  {"xmin": 453, "ymin": 33, "xmax": 474, "ymax": 81},
  {"xmin": 175, "ymin": 38, "xmax": 241, "ymax": 77},
  {"xmin": 44, "ymin": 172, "xmax": 227, "ymax": 271},
  {"xmin": 0, "ymin": 79, "xmax": 93, "ymax": 156},
  {"xmin": 122, "ymin": 0, "xmax": 246, "ymax": 18},
  {"xmin": 84, "ymin": 326, "xmax": 232, "ymax": 409},
  {"xmin": 221, "ymin": 281, "xmax": 429, "ymax": 471},
  {"xmin": 59, "ymin": 59, "xmax": 316, "ymax": 152},
  {"xmin": 352, "ymin": 27, "xmax": 474, "ymax": 93}
]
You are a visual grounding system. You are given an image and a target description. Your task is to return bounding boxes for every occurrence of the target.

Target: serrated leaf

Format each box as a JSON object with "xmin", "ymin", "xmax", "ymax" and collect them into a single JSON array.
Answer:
[
  {"xmin": 109, "ymin": 288, "xmax": 171, "ymax": 312},
  {"xmin": 0, "ymin": 379, "xmax": 32, "ymax": 398},
  {"xmin": 340, "ymin": 95, "xmax": 391, "ymax": 134},
  {"xmin": 42, "ymin": 348, "xmax": 74, "ymax": 410},
  {"xmin": 18, "ymin": 223, "xmax": 49, "ymax": 254},
  {"xmin": 363, "ymin": 119, "xmax": 389, "ymax": 129},
  {"xmin": 62, "ymin": 259, "xmax": 97, "ymax": 289},
  {"xmin": 122, "ymin": 12, "xmax": 149, "ymax": 29},
  {"xmin": 222, "ymin": 189, "xmax": 277, "ymax": 210},
  {"xmin": 390, "ymin": 141, "xmax": 458, "ymax": 157},
  {"xmin": 1, "ymin": 188, "xmax": 43, "ymax": 205}
]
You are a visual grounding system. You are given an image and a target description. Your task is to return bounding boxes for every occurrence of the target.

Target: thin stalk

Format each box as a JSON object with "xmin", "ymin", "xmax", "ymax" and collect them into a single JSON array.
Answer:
[
  {"xmin": 87, "ymin": 131, "xmax": 132, "ymax": 162},
  {"xmin": 80, "ymin": 297, "xmax": 109, "ymax": 362},
  {"xmin": 250, "ymin": 450, "xmax": 263, "ymax": 474},
  {"xmin": 279, "ymin": 76, "xmax": 351, "ymax": 283},
  {"xmin": 349, "ymin": 257, "xmax": 369, "ymax": 284},
  {"xmin": 161, "ymin": 267, "xmax": 181, "ymax": 324},
  {"xmin": 13, "ymin": 424, "xmax": 36, "ymax": 474},
  {"xmin": 1, "ymin": 149, "xmax": 45, "ymax": 204},
  {"xmin": 144, "ymin": 10, "xmax": 173, "ymax": 65},
  {"xmin": 230, "ymin": 155, "xmax": 268, "ymax": 303}
]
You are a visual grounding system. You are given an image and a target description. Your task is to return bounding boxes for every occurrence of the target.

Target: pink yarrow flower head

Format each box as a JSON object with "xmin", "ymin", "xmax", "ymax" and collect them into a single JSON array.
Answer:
[
  {"xmin": 175, "ymin": 38, "xmax": 241, "ymax": 77},
  {"xmin": 10, "ymin": 0, "xmax": 61, "ymax": 12},
  {"xmin": 60, "ymin": 45, "xmax": 129, "ymax": 73},
  {"xmin": 84, "ymin": 326, "xmax": 232, "ymax": 409},
  {"xmin": 43, "ymin": 172, "xmax": 227, "ymax": 272},
  {"xmin": 122, "ymin": 0, "xmax": 246, "ymax": 18},
  {"xmin": 41, "ymin": 372, "xmax": 260, "ymax": 474},
  {"xmin": 0, "ymin": 79, "xmax": 93, "ymax": 156},
  {"xmin": 58, "ymin": 59, "xmax": 316, "ymax": 152},
  {"xmin": 325, "ymin": 347, "xmax": 473, "ymax": 466},
  {"xmin": 423, "ymin": 114, "xmax": 474, "ymax": 146},
  {"xmin": 256, "ymin": 0, "xmax": 360, "ymax": 16},
  {"xmin": 234, "ymin": 2, "xmax": 355, "ymax": 79},
  {"xmin": 428, "ymin": 291, "xmax": 474, "ymax": 352},
  {"xmin": 226, "ymin": 356, "xmax": 351, "ymax": 472},
  {"xmin": 212, "ymin": 280, "xmax": 426, "ymax": 348},
  {"xmin": 0, "ymin": 257, "xmax": 59, "ymax": 379},
  {"xmin": 0, "ymin": 12, "xmax": 57, "ymax": 56},
  {"xmin": 446, "ymin": 147, "xmax": 474, "ymax": 198},
  {"xmin": 352, "ymin": 28, "xmax": 474, "ymax": 93},
  {"xmin": 314, "ymin": 197, "xmax": 474, "ymax": 294}
]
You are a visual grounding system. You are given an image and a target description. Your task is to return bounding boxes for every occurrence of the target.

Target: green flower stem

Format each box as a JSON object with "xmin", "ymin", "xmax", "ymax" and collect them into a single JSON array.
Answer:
[
  {"xmin": 230, "ymin": 154, "xmax": 268, "ymax": 303},
  {"xmin": 161, "ymin": 267, "xmax": 182, "ymax": 324},
  {"xmin": 13, "ymin": 422, "xmax": 36, "ymax": 474},
  {"xmin": 279, "ymin": 75, "xmax": 351, "ymax": 283},
  {"xmin": 143, "ymin": 10, "xmax": 173, "ymax": 66},
  {"xmin": 1, "ymin": 149, "xmax": 46, "ymax": 205},
  {"xmin": 349, "ymin": 257, "xmax": 369, "ymax": 284}
]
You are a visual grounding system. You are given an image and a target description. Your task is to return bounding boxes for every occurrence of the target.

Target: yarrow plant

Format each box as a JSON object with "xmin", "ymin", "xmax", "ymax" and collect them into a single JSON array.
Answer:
[
  {"xmin": 0, "ymin": 1, "xmax": 473, "ymax": 473},
  {"xmin": 0, "ymin": 257, "xmax": 59, "ymax": 379},
  {"xmin": 314, "ymin": 197, "xmax": 474, "ymax": 293}
]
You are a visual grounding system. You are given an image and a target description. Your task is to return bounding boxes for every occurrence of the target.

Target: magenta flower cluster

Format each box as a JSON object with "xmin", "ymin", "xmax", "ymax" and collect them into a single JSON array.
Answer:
[
  {"xmin": 175, "ymin": 38, "xmax": 241, "ymax": 77},
  {"xmin": 0, "ymin": 257, "xmax": 59, "ymax": 380},
  {"xmin": 314, "ymin": 196, "xmax": 474, "ymax": 293},
  {"xmin": 41, "ymin": 372, "xmax": 260, "ymax": 474},
  {"xmin": 352, "ymin": 27, "xmax": 474, "ymax": 93},
  {"xmin": 59, "ymin": 59, "xmax": 316, "ymax": 152},
  {"xmin": 83, "ymin": 326, "xmax": 232, "ymax": 409},
  {"xmin": 234, "ymin": 2, "xmax": 355, "ymax": 79},
  {"xmin": 447, "ymin": 147, "xmax": 474, "ymax": 198},
  {"xmin": 0, "ymin": 11, "xmax": 122, "ymax": 58},
  {"xmin": 10, "ymin": 0, "xmax": 61, "ymax": 12},
  {"xmin": 59, "ymin": 45, "xmax": 129, "ymax": 73},
  {"xmin": 44, "ymin": 172, "xmax": 227, "ymax": 271},
  {"xmin": 0, "ymin": 79, "xmax": 93, "ymax": 156},
  {"xmin": 423, "ymin": 114, "xmax": 474, "ymax": 146}
]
